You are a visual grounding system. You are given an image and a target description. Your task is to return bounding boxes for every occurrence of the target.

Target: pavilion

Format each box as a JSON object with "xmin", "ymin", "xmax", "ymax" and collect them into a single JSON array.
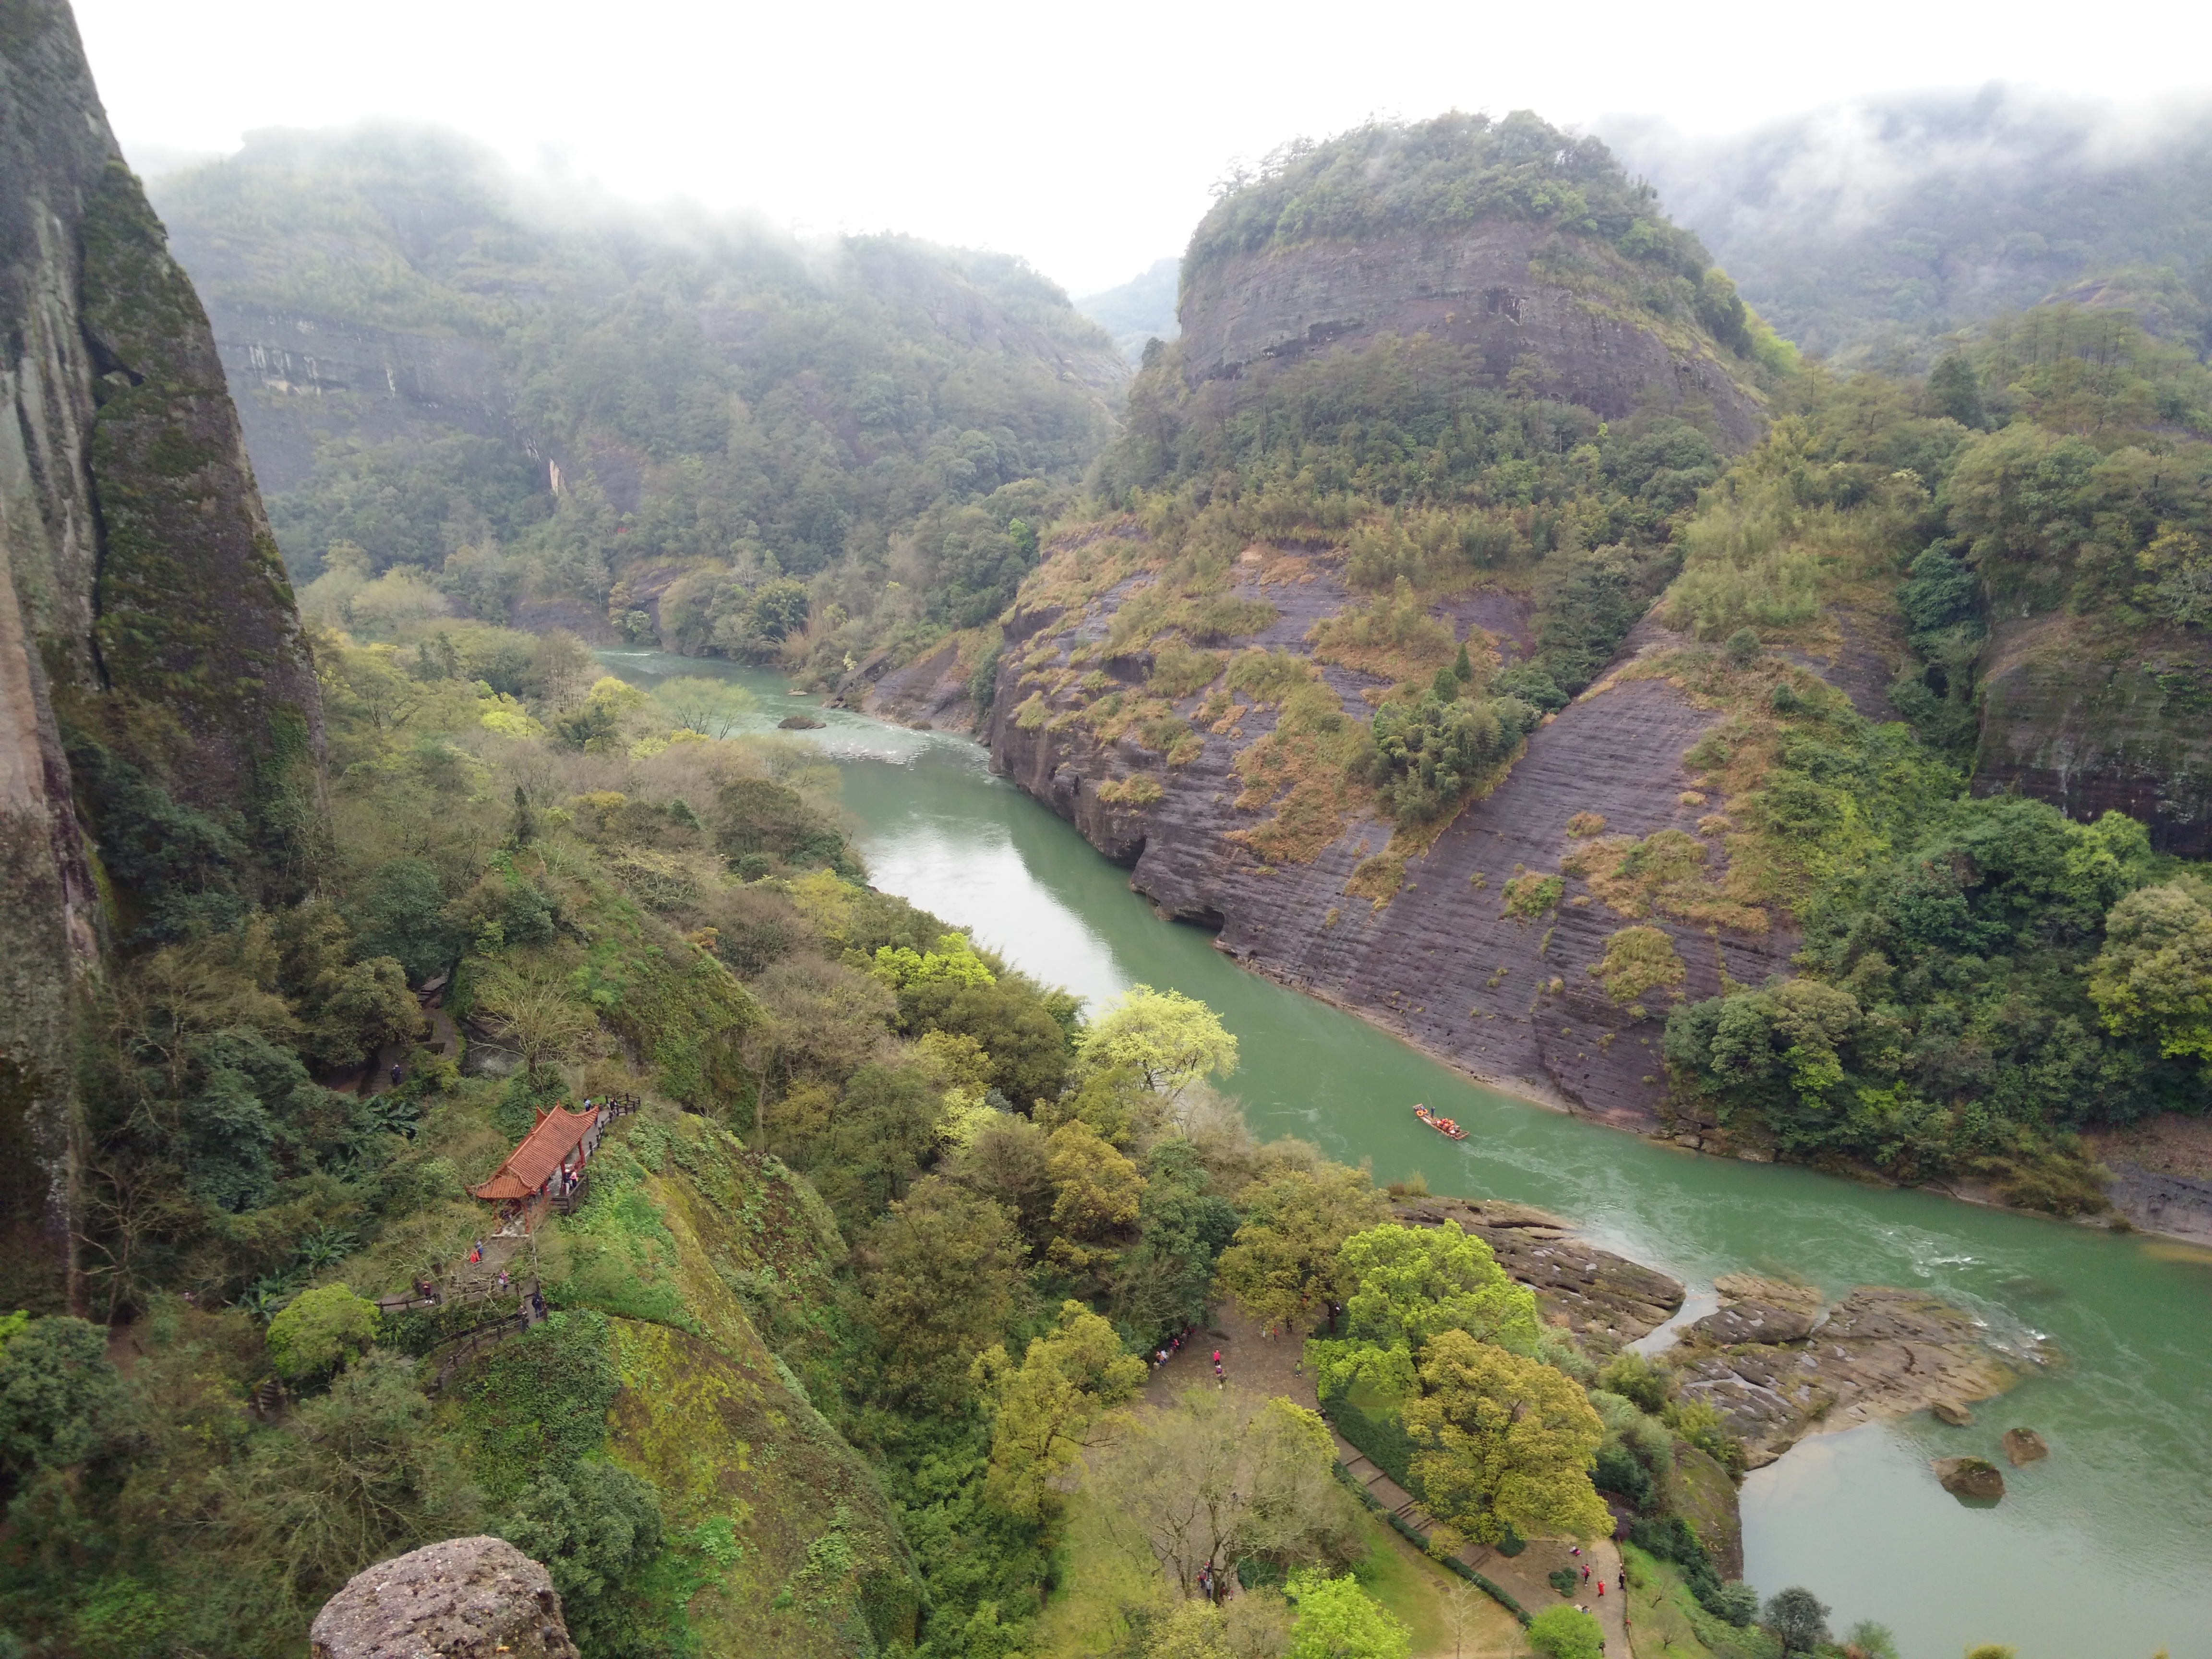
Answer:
[{"xmin": 470, "ymin": 1104, "xmax": 605, "ymax": 1230}]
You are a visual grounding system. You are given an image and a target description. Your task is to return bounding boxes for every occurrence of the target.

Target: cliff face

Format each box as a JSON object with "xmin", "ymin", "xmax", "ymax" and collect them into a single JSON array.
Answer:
[
  {"xmin": 0, "ymin": 0, "xmax": 320, "ymax": 1305},
  {"xmin": 989, "ymin": 556, "xmax": 1797, "ymax": 1131},
  {"xmin": 1179, "ymin": 224, "xmax": 1767, "ymax": 451},
  {"xmin": 1972, "ymin": 613, "xmax": 2212, "ymax": 858}
]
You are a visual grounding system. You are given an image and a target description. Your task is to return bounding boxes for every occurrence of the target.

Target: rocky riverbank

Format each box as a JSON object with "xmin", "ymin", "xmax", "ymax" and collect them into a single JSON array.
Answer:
[
  {"xmin": 1395, "ymin": 1201, "xmax": 2033, "ymax": 1471},
  {"xmin": 1668, "ymin": 1276, "xmax": 2038, "ymax": 1468}
]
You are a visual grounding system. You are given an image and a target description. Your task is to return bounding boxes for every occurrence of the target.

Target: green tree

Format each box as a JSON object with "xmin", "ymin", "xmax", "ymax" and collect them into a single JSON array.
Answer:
[
  {"xmin": 2087, "ymin": 882, "xmax": 2212, "ymax": 1063},
  {"xmin": 1525, "ymin": 1605, "xmax": 1602, "ymax": 1659},
  {"xmin": 857, "ymin": 1177, "xmax": 1026, "ymax": 1407},
  {"xmin": 1762, "ymin": 1587, "xmax": 1831, "ymax": 1656},
  {"xmin": 0, "ymin": 1316, "xmax": 124, "ymax": 1479},
  {"xmin": 1147, "ymin": 1600, "xmax": 1234, "ymax": 1659},
  {"xmin": 1078, "ymin": 985, "xmax": 1239, "ymax": 1098},
  {"xmin": 1046, "ymin": 1119, "xmax": 1147, "ymax": 1270},
  {"xmin": 346, "ymin": 855, "xmax": 459, "ymax": 982},
  {"xmin": 1109, "ymin": 1141, "xmax": 1241, "ymax": 1349},
  {"xmin": 1308, "ymin": 1220, "xmax": 1540, "ymax": 1406},
  {"xmin": 264, "ymin": 1285, "xmax": 381, "ymax": 1381},
  {"xmin": 1213, "ymin": 1166, "xmax": 1387, "ymax": 1332},
  {"xmin": 975, "ymin": 1300, "xmax": 1146, "ymax": 1521},
  {"xmin": 1402, "ymin": 1332, "xmax": 1611, "ymax": 1545},
  {"xmin": 495, "ymin": 1459, "xmax": 665, "ymax": 1657},
  {"xmin": 1284, "ymin": 1569, "xmax": 1409, "ymax": 1659},
  {"xmin": 652, "ymin": 674, "xmax": 759, "ymax": 739},
  {"xmin": 219, "ymin": 1350, "xmax": 481, "ymax": 1624}
]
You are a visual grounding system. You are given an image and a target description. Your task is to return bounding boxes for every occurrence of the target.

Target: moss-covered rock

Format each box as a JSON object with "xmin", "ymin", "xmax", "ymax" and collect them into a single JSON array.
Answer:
[{"xmin": 0, "ymin": 0, "xmax": 323, "ymax": 1309}]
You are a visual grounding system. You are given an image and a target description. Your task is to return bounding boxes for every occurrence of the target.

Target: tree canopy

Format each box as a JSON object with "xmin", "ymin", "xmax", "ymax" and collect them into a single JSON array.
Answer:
[{"xmin": 1403, "ymin": 1331, "xmax": 1613, "ymax": 1546}]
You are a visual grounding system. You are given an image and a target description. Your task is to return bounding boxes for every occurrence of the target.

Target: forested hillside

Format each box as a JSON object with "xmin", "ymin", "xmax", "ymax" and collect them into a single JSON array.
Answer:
[
  {"xmin": 1611, "ymin": 90, "xmax": 2212, "ymax": 366},
  {"xmin": 144, "ymin": 129, "xmax": 1126, "ymax": 683},
  {"xmin": 987, "ymin": 108, "xmax": 2212, "ymax": 1217}
]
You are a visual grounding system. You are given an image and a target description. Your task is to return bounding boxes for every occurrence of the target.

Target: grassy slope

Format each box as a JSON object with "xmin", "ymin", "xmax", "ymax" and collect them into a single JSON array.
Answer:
[{"xmin": 461, "ymin": 1107, "xmax": 919, "ymax": 1657}]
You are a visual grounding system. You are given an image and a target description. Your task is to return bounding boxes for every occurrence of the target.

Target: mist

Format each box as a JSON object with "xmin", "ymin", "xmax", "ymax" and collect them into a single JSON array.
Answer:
[{"xmin": 72, "ymin": 0, "xmax": 2212, "ymax": 299}]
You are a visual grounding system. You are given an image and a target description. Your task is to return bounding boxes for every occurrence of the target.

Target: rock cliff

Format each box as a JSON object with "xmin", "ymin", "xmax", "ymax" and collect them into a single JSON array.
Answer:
[
  {"xmin": 1972, "ymin": 613, "xmax": 2212, "ymax": 858},
  {"xmin": 1179, "ymin": 223, "xmax": 1766, "ymax": 451},
  {"xmin": 989, "ymin": 553, "xmax": 1798, "ymax": 1132},
  {"xmin": 1, "ymin": 0, "xmax": 321, "ymax": 1307}
]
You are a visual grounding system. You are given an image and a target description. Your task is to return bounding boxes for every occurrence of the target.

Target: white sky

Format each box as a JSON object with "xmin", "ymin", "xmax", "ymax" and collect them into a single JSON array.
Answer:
[{"xmin": 73, "ymin": 0, "xmax": 2212, "ymax": 298}]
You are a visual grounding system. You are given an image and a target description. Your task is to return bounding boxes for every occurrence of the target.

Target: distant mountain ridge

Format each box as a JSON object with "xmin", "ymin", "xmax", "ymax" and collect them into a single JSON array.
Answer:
[
  {"xmin": 144, "ymin": 128, "xmax": 1126, "ymax": 661},
  {"xmin": 1605, "ymin": 88, "xmax": 2212, "ymax": 364}
]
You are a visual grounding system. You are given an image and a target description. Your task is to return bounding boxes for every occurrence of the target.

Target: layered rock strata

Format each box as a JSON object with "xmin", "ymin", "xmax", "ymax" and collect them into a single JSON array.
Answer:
[
  {"xmin": 990, "ymin": 552, "xmax": 1796, "ymax": 1131},
  {"xmin": 1178, "ymin": 226, "xmax": 1767, "ymax": 450},
  {"xmin": 1973, "ymin": 614, "xmax": 2212, "ymax": 858},
  {"xmin": 1668, "ymin": 1282, "xmax": 2031, "ymax": 1467}
]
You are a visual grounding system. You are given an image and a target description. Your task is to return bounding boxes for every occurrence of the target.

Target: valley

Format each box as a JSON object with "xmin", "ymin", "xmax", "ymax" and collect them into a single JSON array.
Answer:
[{"xmin": 5, "ymin": 4, "xmax": 2212, "ymax": 1658}]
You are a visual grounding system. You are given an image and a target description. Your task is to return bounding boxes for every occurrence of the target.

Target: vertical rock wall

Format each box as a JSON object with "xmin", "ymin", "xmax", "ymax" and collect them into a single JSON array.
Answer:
[{"xmin": 0, "ymin": 0, "xmax": 321, "ymax": 1307}]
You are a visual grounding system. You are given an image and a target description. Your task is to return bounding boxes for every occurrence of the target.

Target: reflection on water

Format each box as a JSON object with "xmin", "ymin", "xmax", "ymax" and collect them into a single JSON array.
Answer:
[{"xmin": 601, "ymin": 651, "xmax": 2212, "ymax": 1659}]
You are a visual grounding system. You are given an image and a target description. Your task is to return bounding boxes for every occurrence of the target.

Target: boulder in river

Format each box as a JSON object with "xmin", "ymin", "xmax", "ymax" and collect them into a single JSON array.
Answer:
[
  {"xmin": 1931, "ymin": 1399, "xmax": 1975, "ymax": 1427},
  {"xmin": 778, "ymin": 713, "xmax": 826, "ymax": 730},
  {"xmin": 1933, "ymin": 1456, "xmax": 2006, "ymax": 1501},
  {"xmin": 2003, "ymin": 1427, "xmax": 2050, "ymax": 1466},
  {"xmin": 1690, "ymin": 1275, "xmax": 1822, "ymax": 1345}
]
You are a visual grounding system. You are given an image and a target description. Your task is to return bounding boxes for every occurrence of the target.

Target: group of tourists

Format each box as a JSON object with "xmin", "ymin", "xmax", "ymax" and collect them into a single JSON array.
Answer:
[{"xmin": 1143, "ymin": 1328, "xmax": 1237, "ymax": 1390}]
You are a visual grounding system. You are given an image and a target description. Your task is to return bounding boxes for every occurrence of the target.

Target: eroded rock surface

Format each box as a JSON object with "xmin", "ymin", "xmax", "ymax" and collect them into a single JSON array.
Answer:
[
  {"xmin": 1178, "ymin": 226, "xmax": 1766, "ymax": 450},
  {"xmin": 1974, "ymin": 614, "xmax": 2212, "ymax": 858},
  {"xmin": 309, "ymin": 1537, "xmax": 578, "ymax": 1659},
  {"xmin": 1394, "ymin": 1195, "xmax": 1685, "ymax": 1347},
  {"xmin": 1669, "ymin": 1285, "xmax": 2025, "ymax": 1467},
  {"xmin": 1, "ymin": 0, "xmax": 322, "ymax": 1306},
  {"xmin": 2086, "ymin": 1113, "xmax": 2212, "ymax": 1244},
  {"xmin": 991, "ymin": 565, "xmax": 1798, "ymax": 1130}
]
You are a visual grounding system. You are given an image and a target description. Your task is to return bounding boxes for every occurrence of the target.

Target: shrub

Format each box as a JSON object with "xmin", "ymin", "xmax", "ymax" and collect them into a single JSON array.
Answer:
[
  {"xmin": 1588, "ymin": 926, "xmax": 1686, "ymax": 1006},
  {"xmin": 1502, "ymin": 872, "xmax": 1563, "ymax": 919},
  {"xmin": 1097, "ymin": 774, "xmax": 1165, "ymax": 806},
  {"xmin": 265, "ymin": 1285, "xmax": 381, "ymax": 1381},
  {"xmin": 1527, "ymin": 1604, "xmax": 1603, "ymax": 1659}
]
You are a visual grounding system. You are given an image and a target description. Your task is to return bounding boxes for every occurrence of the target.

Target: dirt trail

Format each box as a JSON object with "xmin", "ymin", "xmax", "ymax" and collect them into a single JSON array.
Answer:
[{"xmin": 1149, "ymin": 1310, "xmax": 1627, "ymax": 1656}]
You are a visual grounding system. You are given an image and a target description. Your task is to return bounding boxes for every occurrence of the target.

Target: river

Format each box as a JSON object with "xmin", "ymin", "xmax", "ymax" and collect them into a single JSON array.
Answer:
[{"xmin": 605, "ymin": 651, "xmax": 2212, "ymax": 1659}]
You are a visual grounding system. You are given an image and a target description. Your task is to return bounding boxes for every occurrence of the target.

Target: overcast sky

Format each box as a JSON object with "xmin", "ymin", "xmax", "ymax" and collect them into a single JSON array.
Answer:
[{"xmin": 73, "ymin": 0, "xmax": 2212, "ymax": 298}]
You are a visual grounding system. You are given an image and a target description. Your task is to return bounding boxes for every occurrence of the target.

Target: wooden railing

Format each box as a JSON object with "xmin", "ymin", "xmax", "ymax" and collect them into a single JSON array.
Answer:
[{"xmin": 422, "ymin": 1279, "xmax": 547, "ymax": 1394}]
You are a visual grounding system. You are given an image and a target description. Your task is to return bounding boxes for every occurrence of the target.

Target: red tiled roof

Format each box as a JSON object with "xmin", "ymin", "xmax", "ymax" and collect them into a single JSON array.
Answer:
[{"xmin": 470, "ymin": 1107, "xmax": 596, "ymax": 1201}]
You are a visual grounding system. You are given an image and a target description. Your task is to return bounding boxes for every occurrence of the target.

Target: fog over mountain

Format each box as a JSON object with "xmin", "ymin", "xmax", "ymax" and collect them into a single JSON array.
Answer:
[{"xmin": 1604, "ymin": 87, "xmax": 2212, "ymax": 361}]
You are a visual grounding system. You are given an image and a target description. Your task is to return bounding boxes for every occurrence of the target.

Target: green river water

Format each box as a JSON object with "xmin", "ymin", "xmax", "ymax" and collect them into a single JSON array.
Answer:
[{"xmin": 605, "ymin": 652, "xmax": 2212, "ymax": 1659}]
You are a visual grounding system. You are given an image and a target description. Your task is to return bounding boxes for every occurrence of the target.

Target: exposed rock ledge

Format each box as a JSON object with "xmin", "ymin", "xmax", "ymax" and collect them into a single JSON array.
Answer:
[
  {"xmin": 1668, "ymin": 1280, "xmax": 2036, "ymax": 1468},
  {"xmin": 1399, "ymin": 1198, "xmax": 2034, "ymax": 1469},
  {"xmin": 2086, "ymin": 1114, "xmax": 2212, "ymax": 1245},
  {"xmin": 1394, "ymin": 1195, "xmax": 1684, "ymax": 1350}
]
